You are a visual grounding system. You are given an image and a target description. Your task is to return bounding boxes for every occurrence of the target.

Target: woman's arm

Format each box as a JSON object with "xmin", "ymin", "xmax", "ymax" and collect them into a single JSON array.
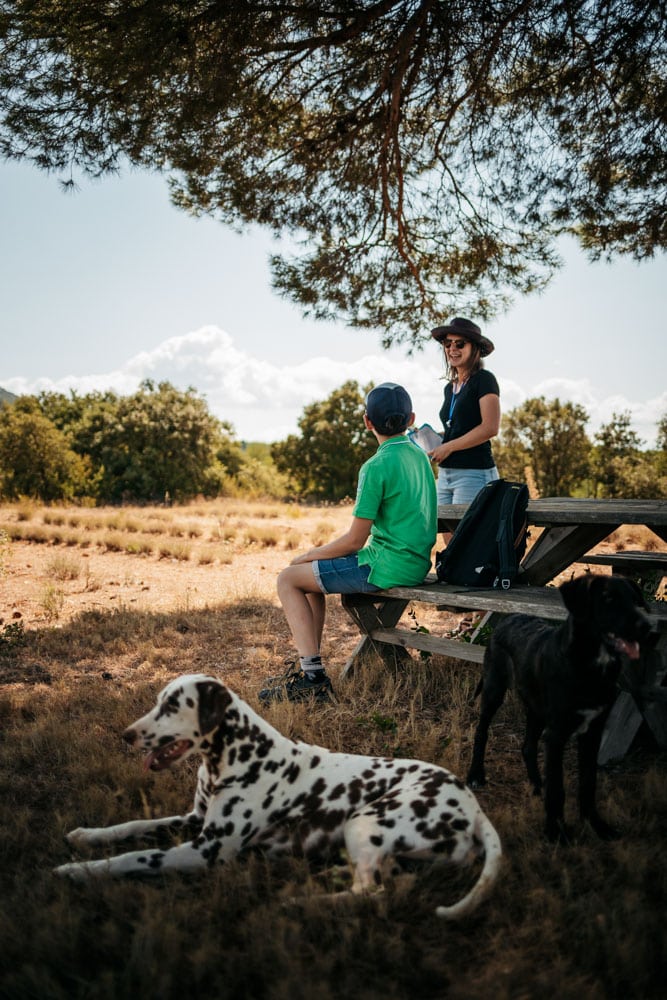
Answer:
[
  {"xmin": 429, "ymin": 393, "xmax": 500, "ymax": 464},
  {"xmin": 289, "ymin": 516, "xmax": 373, "ymax": 565}
]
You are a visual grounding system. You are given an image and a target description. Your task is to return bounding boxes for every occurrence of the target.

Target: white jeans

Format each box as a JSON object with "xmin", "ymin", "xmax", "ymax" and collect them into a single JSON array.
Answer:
[{"xmin": 436, "ymin": 466, "xmax": 499, "ymax": 505}]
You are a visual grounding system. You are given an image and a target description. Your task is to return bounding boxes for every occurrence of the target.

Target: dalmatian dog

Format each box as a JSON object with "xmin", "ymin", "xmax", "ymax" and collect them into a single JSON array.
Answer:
[{"xmin": 55, "ymin": 674, "xmax": 501, "ymax": 919}]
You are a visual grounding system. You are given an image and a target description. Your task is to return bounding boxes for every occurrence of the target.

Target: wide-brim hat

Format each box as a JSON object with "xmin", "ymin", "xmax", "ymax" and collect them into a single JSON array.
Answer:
[{"xmin": 431, "ymin": 317, "xmax": 494, "ymax": 357}]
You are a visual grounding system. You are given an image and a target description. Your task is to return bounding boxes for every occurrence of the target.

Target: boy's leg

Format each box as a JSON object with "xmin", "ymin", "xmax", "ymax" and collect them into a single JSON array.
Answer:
[
  {"xmin": 276, "ymin": 563, "xmax": 325, "ymax": 657},
  {"xmin": 261, "ymin": 555, "xmax": 376, "ymax": 704},
  {"xmin": 259, "ymin": 563, "xmax": 333, "ymax": 704},
  {"xmin": 306, "ymin": 591, "xmax": 326, "ymax": 652}
]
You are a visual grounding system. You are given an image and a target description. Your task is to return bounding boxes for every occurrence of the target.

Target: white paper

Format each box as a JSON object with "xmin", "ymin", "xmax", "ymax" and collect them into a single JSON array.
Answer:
[{"xmin": 408, "ymin": 423, "xmax": 443, "ymax": 453}]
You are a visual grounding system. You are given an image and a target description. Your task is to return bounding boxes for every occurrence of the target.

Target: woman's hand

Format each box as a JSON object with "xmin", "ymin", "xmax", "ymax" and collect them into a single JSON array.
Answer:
[{"xmin": 429, "ymin": 442, "xmax": 454, "ymax": 463}]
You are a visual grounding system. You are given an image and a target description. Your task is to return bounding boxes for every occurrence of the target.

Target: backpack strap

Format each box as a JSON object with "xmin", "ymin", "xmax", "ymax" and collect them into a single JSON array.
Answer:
[{"xmin": 494, "ymin": 483, "xmax": 528, "ymax": 589}]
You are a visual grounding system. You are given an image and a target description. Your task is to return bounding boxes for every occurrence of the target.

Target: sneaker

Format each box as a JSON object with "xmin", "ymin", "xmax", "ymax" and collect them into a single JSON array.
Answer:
[{"xmin": 258, "ymin": 662, "xmax": 334, "ymax": 704}]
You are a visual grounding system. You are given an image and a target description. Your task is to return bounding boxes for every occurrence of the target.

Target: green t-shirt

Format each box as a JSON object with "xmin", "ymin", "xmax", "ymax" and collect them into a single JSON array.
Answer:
[{"xmin": 354, "ymin": 436, "xmax": 437, "ymax": 588}]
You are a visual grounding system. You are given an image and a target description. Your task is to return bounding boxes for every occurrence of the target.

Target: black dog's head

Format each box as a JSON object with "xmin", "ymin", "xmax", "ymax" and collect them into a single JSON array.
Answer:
[{"xmin": 559, "ymin": 574, "xmax": 652, "ymax": 660}]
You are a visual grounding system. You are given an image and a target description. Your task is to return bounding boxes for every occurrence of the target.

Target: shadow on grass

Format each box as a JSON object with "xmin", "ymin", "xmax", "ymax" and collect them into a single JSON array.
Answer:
[
  {"xmin": 0, "ymin": 600, "xmax": 666, "ymax": 999},
  {"xmin": 0, "ymin": 596, "xmax": 288, "ymax": 685}
]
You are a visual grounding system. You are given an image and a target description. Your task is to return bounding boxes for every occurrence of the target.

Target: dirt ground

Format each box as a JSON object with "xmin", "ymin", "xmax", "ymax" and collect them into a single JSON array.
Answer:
[
  {"xmin": 2, "ymin": 539, "xmax": 289, "ymax": 626},
  {"xmin": 0, "ymin": 503, "xmax": 373, "ymax": 683},
  {"xmin": 1, "ymin": 502, "xmax": 664, "ymax": 660},
  {"xmin": 0, "ymin": 502, "xmax": 342, "ymax": 626}
]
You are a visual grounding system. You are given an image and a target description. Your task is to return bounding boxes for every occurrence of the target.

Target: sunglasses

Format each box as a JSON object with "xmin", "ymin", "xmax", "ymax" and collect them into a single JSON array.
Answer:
[{"xmin": 443, "ymin": 338, "xmax": 468, "ymax": 350}]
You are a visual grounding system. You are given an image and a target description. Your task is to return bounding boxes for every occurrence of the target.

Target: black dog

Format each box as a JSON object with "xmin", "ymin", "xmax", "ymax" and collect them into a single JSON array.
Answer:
[{"xmin": 467, "ymin": 574, "xmax": 652, "ymax": 842}]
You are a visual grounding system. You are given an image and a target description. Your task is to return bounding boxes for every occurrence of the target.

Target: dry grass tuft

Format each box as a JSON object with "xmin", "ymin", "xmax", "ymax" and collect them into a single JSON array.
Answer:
[
  {"xmin": 610, "ymin": 526, "xmax": 662, "ymax": 553},
  {"xmin": 45, "ymin": 553, "xmax": 82, "ymax": 581}
]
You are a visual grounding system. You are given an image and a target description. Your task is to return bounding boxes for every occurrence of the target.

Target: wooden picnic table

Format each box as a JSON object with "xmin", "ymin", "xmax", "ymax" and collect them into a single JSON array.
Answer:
[
  {"xmin": 341, "ymin": 497, "xmax": 667, "ymax": 764},
  {"xmin": 438, "ymin": 497, "xmax": 667, "ymax": 586}
]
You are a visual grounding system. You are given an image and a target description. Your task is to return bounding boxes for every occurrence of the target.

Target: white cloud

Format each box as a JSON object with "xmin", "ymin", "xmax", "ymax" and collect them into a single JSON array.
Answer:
[{"xmin": 3, "ymin": 325, "xmax": 663, "ymax": 446}]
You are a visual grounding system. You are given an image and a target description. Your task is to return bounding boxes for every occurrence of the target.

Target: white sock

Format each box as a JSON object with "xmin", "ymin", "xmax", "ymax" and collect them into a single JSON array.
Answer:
[{"xmin": 300, "ymin": 655, "xmax": 324, "ymax": 677}]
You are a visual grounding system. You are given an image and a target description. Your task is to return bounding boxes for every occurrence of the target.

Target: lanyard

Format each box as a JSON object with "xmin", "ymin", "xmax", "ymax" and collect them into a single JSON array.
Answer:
[{"xmin": 448, "ymin": 382, "xmax": 465, "ymax": 423}]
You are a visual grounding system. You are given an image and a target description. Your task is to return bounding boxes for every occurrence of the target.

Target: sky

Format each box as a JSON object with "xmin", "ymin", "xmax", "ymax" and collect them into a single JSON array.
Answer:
[{"xmin": 1, "ymin": 159, "xmax": 665, "ymax": 447}]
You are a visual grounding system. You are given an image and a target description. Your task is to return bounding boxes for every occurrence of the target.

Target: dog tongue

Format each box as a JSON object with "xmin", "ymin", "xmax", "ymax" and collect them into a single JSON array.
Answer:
[
  {"xmin": 614, "ymin": 637, "xmax": 640, "ymax": 661},
  {"xmin": 143, "ymin": 739, "xmax": 192, "ymax": 771}
]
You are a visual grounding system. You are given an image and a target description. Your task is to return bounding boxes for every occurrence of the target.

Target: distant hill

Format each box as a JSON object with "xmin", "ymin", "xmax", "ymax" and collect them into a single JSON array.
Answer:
[{"xmin": 0, "ymin": 388, "xmax": 18, "ymax": 407}]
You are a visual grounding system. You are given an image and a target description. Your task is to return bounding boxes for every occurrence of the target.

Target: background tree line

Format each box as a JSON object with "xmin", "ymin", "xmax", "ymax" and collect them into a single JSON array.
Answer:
[
  {"xmin": 0, "ymin": 380, "xmax": 665, "ymax": 504},
  {"xmin": 0, "ymin": 381, "xmax": 285, "ymax": 503}
]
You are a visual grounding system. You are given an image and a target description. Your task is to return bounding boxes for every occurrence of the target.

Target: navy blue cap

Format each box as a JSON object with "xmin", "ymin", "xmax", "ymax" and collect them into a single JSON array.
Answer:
[{"xmin": 365, "ymin": 382, "xmax": 413, "ymax": 436}]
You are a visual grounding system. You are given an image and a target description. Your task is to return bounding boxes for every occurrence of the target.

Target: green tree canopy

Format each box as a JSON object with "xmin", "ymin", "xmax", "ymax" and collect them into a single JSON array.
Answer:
[
  {"xmin": 657, "ymin": 412, "xmax": 667, "ymax": 452},
  {"xmin": 593, "ymin": 410, "xmax": 643, "ymax": 497},
  {"xmin": 589, "ymin": 410, "xmax": 667, "ymax": 498},
  {"xmin": 1, "ymin": 2, "xmax": 665, "ymax": 345},
  {"xmin": 0, "ymin": 399, "xmax": 90, "ymax": 500},
  {"xmin": 497, "ymin": 396, "xmax": 591, "ymax": 496},
  {"xmin": 34, "ymin": 381, "xmax": 244, "ymax": 501},
  {"xmin": 271, "ymin": 380, "xmax": 376, "ymax": 499},
  {"xmin": 91, "ymin": 380, "xmax": 240, "ymax": 501}
]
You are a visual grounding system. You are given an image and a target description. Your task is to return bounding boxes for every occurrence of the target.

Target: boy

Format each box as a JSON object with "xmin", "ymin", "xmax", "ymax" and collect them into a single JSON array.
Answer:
[{"xmin": 260, "ymin": 382, "xmax": 437, "ymax": 703}]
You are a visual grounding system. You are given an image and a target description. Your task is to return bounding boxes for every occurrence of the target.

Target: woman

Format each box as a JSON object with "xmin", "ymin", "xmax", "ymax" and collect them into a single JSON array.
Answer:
[{"xmin": 428, "ymin": 316, "xmax": 500, "ymax": 506}]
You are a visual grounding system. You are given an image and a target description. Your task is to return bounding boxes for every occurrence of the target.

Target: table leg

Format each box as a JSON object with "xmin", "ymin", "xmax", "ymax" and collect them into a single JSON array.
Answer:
[
  {"xmin": 522, "ymin": 524, "xmax": 615, "ymax": 585},
  {"xmin": 637, "ymin": 637, "xmax": 667, "ymax": 750},
  {"xmin": 340, "ymin": 595, "xmax": 410, "ymax": 677},
  {"xmin": 598, "ymin": 637, "xmax": 667, "ymax": 764},
  {"xmin": 647, "ymin": 524, "xmax": 667, "ymax": 545},
  {"xmin": 597, "ymin": 694, "xmax": 643, "ymax": 765}
]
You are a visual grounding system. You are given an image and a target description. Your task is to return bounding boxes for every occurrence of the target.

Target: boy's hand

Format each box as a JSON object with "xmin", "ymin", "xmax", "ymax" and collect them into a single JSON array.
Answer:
[{"xmin": 290, "ymin": 550, "xmax": 316, "ymax": 566}]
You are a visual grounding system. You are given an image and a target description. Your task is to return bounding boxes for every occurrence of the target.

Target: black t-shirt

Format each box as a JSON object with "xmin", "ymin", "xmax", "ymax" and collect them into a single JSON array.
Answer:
[{"xmin": 438, "ymin": 369, "xmax": 499, "ymax": 470}]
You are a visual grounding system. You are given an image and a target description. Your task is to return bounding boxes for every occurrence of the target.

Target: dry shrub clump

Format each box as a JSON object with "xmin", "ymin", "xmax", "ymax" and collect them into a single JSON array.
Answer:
[
  {"xmin": 611, "ymin": 526, "xmax": 662, "ymax": 553},
  {"xmin": 0, "ymin": 500, "xmax": 665, "ymax": 999}
]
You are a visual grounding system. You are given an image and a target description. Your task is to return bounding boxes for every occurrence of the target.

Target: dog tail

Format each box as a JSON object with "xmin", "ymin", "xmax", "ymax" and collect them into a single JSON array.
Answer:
[{"xmin": 435, "ymin": 809, "xmax": 502, "ymax": 920}]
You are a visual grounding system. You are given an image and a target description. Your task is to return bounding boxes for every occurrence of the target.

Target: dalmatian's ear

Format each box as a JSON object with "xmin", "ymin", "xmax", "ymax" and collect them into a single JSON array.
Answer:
[{"xmin": 196, "ymin": 679, "xmax": 233, "ymax": 735}]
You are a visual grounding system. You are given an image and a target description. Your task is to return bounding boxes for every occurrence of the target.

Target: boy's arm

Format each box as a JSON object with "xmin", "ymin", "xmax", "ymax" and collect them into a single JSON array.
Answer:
[{"xmin": 289, "ymin": 516, "xmax": 373, "ymax": 565}]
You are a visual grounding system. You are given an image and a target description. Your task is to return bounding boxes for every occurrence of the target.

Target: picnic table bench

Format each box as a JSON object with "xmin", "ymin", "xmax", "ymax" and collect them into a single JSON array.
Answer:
[{"xmin": 342, "ymin": 498, "xmax": 667, "ymax": 764}]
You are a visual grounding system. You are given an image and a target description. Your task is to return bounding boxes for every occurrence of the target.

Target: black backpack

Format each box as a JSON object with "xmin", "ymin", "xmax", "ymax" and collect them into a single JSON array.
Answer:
[{"xmin": 435, "ymin": 479, "xmax": 529, "ymax": 589}]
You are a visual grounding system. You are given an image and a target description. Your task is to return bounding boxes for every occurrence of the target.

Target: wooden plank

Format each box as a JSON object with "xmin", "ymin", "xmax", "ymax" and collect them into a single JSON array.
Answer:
[
  {"xmin": 341, "ymin": 594, "xmax": 408, "ymax": 632},
  {"xmin": 341, "ymin": 633, "xmax": 412, "ymax": 678},
  {"xmin": 378, "ymin": 582, "xmax": 568, "ymax": 619},
  {"xmin": 340, "ymin": 595, "xmax": 410, "ymax": 677},
  {"xmin": 597, "ymin": 692, "xmax": 643, "ymax": 765},
  {"xmin": 578, "ymin": 552, "xmax": 667, "ymax": 573},
  {"xmin": 438, "ymin": 498, "xmax": 667, "ymax": 532},
  {"xmin": 368, "ymin": 627, "xmax": 487, "ymax": 663},
  {"xmin": 346, "ymin": 584, "xmax": 667, "ymax": 628},
  {"xmin": 527, "ymin": 499, "xmax": 667, "ymax": 526}
]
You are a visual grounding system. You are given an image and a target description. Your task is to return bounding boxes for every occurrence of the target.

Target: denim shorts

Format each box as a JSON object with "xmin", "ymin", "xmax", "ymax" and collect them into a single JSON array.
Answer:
[
  {"xmin": 312, "ymin": 555, "xmax": 382, "ymax": 595},
  {"xmin": 437, "ymin": 466, "xmax": 499, "ymax": 505}
]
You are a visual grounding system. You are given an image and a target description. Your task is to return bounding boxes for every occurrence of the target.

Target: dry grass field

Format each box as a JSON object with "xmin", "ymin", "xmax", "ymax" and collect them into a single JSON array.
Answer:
[{"xmin": 0, "ymin": 500, "xmax": 665, "ymax": 1000}]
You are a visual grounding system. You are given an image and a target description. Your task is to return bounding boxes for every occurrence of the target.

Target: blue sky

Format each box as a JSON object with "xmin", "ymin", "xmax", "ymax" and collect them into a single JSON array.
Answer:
[{"xmin": 1, "ymin": 159, "xmax": 665, "ymax": 445}]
